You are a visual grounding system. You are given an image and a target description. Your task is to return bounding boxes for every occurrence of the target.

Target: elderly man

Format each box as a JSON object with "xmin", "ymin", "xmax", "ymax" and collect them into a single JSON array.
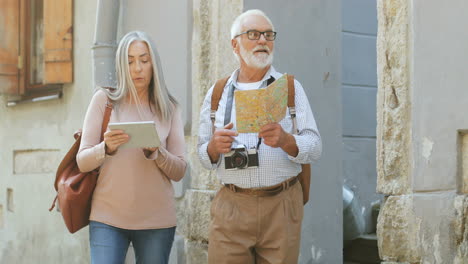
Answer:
[{"xmin": 197, "ymin": 9, "xmax": 322, "ymax": 264}]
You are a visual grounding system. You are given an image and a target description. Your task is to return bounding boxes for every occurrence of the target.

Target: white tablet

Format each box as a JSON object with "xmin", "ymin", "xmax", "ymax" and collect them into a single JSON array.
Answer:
[{"xmin": 108, "ymin": 121, "xmax": 161, "ymax": 149}]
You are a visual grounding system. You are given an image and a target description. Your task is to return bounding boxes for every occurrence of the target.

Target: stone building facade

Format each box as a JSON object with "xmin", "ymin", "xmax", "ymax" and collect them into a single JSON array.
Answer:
[
  {"xmin": 0, "ymin": 0, "xmax": 342, "ymax": 263},
  {"xmin": 376, "ymin": 0, "xmax": 468, "ymax": 263}
]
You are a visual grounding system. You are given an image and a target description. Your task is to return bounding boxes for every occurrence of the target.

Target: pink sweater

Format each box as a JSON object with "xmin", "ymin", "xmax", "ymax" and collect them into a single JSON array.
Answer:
[{"xmin": 77, "ymin": 90, "xmax": 186, "ymax": 229}]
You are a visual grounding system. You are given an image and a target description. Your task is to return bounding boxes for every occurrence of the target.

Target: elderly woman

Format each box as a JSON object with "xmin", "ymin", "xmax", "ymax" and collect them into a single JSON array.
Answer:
[{"xmin": 77, "ymin": 31, "xmax": 186, "ymax": 264}]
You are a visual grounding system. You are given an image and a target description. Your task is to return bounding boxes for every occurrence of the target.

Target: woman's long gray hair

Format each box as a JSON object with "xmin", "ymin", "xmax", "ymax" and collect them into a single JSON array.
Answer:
[{"xmin": 104, "ymin": 31, "xmax": 177, "ymax": 121}]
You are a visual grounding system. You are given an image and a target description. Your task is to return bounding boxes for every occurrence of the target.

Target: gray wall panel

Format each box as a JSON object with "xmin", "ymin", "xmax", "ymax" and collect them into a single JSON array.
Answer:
[
  {"xmin": 122, "ymin": 0, "xmax": 191, "ymax": 127},
  {"xmin": 342, "ymin": 33, "xmax": 377, "ymax": 86},
  {"xmin": 244, "ymin": 1, "xmax": 342, "ymax": 263},
  {"xmin": 412, "ymin": 0, "xmax": 468, "ymax": 191},
  {"xmin": 342, "ymin": 86, "xmax": 377, "ymax": 137},
  {"xmin": 342, "ymin": 0, "xmax": 377, "ymax": 35},
  {"xmin": 341, "ymin": 0, "xmax": 380, "ymax": 255}
]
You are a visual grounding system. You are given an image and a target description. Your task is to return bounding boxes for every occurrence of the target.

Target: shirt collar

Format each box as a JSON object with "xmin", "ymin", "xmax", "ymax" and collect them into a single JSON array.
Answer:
[{"xmin": 228, "ymin": 66, "xmax": 280, "ymax": 88}]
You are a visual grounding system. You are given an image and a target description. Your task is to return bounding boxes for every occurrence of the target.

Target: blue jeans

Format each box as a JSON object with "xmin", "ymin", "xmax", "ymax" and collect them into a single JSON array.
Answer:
[{"xmin": 89, "ymin": 221, "xmax": 175, "ymax": 264}]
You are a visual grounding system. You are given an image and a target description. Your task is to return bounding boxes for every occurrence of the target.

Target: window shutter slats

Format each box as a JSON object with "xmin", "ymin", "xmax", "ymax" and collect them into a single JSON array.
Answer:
[
  {"xmin": 43, "ymin": 0, "xmax": 73, "ymax": 84},
  {"xmin": 0, "ymin": 0, "xmax": 21, "ymax": 95}
]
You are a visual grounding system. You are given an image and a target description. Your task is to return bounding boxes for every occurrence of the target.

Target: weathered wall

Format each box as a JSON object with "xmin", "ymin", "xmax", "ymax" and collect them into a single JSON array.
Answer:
[
  {"xmin": 243, "ymin": 1, "xmax": 343, "ymax": 263},
  {"xmin": 377, "ymin": 0, "xmax": 468, "ymax": 263},
  {"xmin": 0, "ymin": 0, "xmax": 97, "ymax": 263},
  {"xmin": 121, "ymin": 0, "xmax": 192, "ymax": 130},
  {"xmin": 179, "ymin": 0, "xmax": 243, "ymax": 263},
  {"xmin": 342, "ymin": 0, "xmax": 381, "ymax": 236}
]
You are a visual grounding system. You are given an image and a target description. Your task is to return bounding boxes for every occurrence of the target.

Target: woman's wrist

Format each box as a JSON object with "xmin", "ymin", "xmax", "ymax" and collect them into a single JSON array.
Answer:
[{"xmin": 105, "ymin": 143, "xmax": 117, "ymax": 156}]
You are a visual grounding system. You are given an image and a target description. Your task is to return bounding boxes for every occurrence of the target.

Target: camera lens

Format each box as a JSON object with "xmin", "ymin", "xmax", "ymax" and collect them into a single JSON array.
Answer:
[{"xmin": 231, "ymin": 151, "xmax": 248, "ymax": 169}]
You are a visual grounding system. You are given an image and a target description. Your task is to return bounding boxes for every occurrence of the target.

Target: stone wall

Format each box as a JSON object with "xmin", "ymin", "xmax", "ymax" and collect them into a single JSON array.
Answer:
[
  {"xmin": 178, "ymin": 0, "xmax": 242, "ymax": 262},
  {"xmin": 376, "ymin": 0, "xmax": 411, "ymax": 196},
  {"xmin": 0, "ymin": 0, "xmax": 98, "ymax": 262},
  {"xmin": 376, "ymin": 0, "xmax": 468, "ymax": 263}
]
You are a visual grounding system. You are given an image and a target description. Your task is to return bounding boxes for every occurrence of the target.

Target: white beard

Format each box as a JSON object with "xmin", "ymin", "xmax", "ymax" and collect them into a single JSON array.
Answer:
[{"xmin": 239, "ymin": 43, "xmax": 274, "ymax": 69}]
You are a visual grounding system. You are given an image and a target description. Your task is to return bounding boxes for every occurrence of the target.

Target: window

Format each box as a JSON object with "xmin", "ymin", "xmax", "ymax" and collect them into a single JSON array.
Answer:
[{"xmin": 0, "ymin": 0, "xmax": 73, "ymax": 104}]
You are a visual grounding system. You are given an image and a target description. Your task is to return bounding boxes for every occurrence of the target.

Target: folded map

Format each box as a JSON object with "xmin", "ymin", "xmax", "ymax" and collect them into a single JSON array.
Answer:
[{"xmin": 234, "ymin": 74, "xmax": 289, "ymax": 133}]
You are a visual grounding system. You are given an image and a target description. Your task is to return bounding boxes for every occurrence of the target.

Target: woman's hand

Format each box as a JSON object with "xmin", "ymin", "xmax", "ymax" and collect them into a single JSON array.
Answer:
[
  {"xmin": 143, "ymin": 147, "xmax": 159, "ymax": 157},
  {"xmin": 104, "ymin": 129, "xmax": 129, "ymax": 155}
]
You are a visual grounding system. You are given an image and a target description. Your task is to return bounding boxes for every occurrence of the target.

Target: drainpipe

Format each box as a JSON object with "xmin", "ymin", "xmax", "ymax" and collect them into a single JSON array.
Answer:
[{"xmin": 92, "ymin": 0, "xmax": 120, "ymax": 88}]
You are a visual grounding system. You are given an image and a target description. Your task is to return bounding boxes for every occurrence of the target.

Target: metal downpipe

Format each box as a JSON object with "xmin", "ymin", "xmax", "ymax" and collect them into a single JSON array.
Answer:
[{"xmin": 92, "ymin": 0, "xmax": 120, "ymax": 88}]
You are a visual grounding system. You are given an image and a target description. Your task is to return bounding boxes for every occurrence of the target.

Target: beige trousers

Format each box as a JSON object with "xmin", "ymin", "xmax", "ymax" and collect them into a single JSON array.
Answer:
[{"xmin": 208, "ymin": 182, "xmax": 304, "ymax": 264}]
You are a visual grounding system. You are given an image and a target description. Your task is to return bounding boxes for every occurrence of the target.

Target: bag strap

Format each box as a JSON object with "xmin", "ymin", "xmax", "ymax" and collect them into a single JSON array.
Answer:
[
  {"xmin": 49, "ymin": 98, "xmax": 113, "ymax": 212},
  {"xmin": 287, "ymin": 74, "xmax": 298, "ymax": 134},
  {"xmin": 210, "ymin": 76, "xmax": 230, "ymax": 134},
  {"xmin": 101, "ymin": 100, "xmax": 113, "ymax": 141}
]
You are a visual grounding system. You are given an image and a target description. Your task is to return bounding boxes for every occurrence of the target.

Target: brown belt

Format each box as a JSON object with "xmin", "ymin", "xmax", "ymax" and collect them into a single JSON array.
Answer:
[{"xmin": 224, "ymin": 176, "xmax": 299, "ymax": 197}]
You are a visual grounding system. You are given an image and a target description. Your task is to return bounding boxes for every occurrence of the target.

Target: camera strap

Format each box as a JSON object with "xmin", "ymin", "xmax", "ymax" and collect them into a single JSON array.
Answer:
[{"xmin": 223, "ymin": 76, "xmax": 276, "ymax": 125}]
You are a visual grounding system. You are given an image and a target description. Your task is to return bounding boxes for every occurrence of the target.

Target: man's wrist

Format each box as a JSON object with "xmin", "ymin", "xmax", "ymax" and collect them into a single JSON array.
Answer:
[
  {"xmin": 207, "ymin": 141, "xmax": 220, "ymax": 163},
  {"xmin": 281, "ymin": 133, "xmax": 299, "ymax": 157}
]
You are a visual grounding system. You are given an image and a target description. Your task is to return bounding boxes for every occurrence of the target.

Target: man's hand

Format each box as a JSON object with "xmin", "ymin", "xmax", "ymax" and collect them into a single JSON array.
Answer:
[
  {"xmin": 207, "ymin": 123, "xmax": 238, "ymax": 163},
  {"xmin": 259, "ymin": 123, "xmax": 298, "ymax": 157}
]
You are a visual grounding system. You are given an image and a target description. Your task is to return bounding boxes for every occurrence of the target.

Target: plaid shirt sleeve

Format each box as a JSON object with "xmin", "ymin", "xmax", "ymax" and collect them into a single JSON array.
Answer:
[{"xmin": 287, "ymin": 79, "xmax": 322, "ymax": 164}]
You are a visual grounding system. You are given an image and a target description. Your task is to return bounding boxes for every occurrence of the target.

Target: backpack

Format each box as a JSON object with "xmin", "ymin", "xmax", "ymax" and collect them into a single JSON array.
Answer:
[{"xmin": 49, "ymin": 100, "xmax": 112, "ymax": 233}]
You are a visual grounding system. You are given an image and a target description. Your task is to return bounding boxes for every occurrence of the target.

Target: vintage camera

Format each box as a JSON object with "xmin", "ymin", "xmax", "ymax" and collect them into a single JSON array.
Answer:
[{"xmin": 224, "ymin": 144, "xmax": 259, "ymax": 170}]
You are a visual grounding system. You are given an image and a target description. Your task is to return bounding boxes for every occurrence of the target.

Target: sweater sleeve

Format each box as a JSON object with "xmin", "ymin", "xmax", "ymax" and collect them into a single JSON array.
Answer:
[
  {"xmin": 76, "ymin": 90, "xmax": 109, "ymax": 172},
  {"xmin": 145, "ymin": 105, "xmax": 187, "ymax": 181}
]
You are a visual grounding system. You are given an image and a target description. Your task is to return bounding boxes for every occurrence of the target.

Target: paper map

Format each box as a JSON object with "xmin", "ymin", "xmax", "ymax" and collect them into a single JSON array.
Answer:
[{"xmin": 235, "ymin": 74, "xmax": 288, "ymax": 133}]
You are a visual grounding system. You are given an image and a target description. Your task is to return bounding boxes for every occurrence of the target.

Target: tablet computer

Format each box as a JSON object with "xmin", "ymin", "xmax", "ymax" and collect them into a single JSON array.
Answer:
[{"xmin": 108, "ymin": 121, "xmax": 161, "ymax": 149}]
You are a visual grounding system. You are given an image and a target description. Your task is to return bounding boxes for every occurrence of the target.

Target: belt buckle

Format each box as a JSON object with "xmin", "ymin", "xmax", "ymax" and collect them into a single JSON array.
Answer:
[{"xmin": 245, "ymin": 188, "xmax": 257, "ymax": 196}]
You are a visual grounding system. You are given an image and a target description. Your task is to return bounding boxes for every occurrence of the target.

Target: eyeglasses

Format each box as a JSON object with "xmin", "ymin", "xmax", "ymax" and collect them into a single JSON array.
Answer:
[{"xmin": 234, "ymin": 30, "xmax": 277, "ymax": 41}]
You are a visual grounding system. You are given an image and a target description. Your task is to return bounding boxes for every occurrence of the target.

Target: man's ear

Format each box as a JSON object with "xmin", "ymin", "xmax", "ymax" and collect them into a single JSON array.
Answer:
[{"xmin": 232, "ymin": 38, "xmax": 239, "ymax": 55}]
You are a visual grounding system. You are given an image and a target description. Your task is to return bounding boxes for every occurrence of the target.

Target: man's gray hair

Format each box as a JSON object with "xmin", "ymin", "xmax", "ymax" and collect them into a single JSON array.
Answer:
[{"xmin": 230, "ymin": 9, "xmax": 275, "ymax": 40}]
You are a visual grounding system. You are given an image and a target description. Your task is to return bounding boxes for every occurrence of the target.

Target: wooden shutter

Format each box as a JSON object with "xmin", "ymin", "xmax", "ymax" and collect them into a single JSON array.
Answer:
[
  {"xmin": 0, "ymin": 0, "xmax": 22, "ymax": 95},
  {"xmin": 43, "ymin": 0, "xmax": 73, "ymax": 83}
]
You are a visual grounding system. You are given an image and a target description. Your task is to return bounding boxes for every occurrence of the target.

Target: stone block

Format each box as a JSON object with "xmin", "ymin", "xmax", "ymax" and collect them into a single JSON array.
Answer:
[
  {"xmin": 173, "ymin": 158, "xmax": 191, "ymax": 198},
  {"xmin": 179, "ymin": 189, "xmax": 216, "ymax": 242},
  {"xmin": 377, "ymin": 195, "xmax": 421, "ymax": 263},
  {"xmin": 187, "ymin": 136, "xmax": 220, "ymax": 190},
  {"xmin": 7, "ymin": 188, "xmax": 13, "ymax": 212},
  {"xmin": 376, "ymin": 0, "xmax": 411, "ymax": 195},
  {"xmin": 0, "ymin": 204, "xmax": 3, "ymax": 228},
  {"xmin": 412, "ymin": 192, "xmax": 457, "ymax": 263},
  {"xmin": 454, "ymin": 195, "xmax": 468, "ymax": 263},
  {"xmin": 190, "ymin": 0, "xmax": 242, "ymax": 139},
  {"xmin": 459, "ymin": 132, "xmax": 468, "ymax": 194},
  {"xmin": 378, "ymin": 193, "xmax": 458, "ymax": 263},
  {"xmin": 185, "ymin": 239, "xmax": 208, "ymax": 264},
  {"xmin": 13, "ymin": 149, "xmax": 60, "ymax": 174},
  {"xmin": 168, "ymin": 235, "xmax": 185, "ymax": 264}
]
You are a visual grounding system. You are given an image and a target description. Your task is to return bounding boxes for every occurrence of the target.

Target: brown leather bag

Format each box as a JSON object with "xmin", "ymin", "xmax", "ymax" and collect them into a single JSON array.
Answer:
[
  {"xmin": 49, "ymin": 100, "xmax": 112, "ymax": 233},
  {"xmin": 211, "ymin": 74, "xmax": 311, "ymax": 205}
]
